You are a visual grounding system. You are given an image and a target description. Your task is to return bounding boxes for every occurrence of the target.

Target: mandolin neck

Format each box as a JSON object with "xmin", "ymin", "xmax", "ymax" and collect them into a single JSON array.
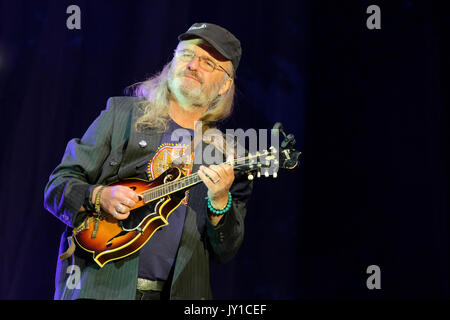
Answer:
[
  {"xmin": 139, "ymin": 149, "xmax": 275, "ymax": 203},
  {"xmin": 141, "ymin": 171, "xmax": 203, "ymax": 203}
]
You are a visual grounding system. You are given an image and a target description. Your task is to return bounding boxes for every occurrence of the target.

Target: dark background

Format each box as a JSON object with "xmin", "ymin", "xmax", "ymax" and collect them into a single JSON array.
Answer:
[{"xmin": 0, "ymin": 0, "xmax": 448, "ymax": 300}]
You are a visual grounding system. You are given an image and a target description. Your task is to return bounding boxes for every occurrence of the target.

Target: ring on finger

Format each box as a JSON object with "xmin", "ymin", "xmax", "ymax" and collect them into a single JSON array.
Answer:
[
  {"xmin": 113, "ymin": 211, "xmax": 118, "ymax": 218},
  {"xmin": 116, "ymin": 204, "xmax": 124, "ymax": 212}
]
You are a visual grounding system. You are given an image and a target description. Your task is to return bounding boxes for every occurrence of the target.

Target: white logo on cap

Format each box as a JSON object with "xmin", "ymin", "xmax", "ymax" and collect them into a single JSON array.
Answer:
[{"xmin": 188, "ymin": 23, "xmax": 207, "ymax": 31}]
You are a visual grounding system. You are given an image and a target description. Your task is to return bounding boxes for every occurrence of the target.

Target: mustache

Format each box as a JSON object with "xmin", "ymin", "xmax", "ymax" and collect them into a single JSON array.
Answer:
[{"xmin": 177, "ymin": 71, "xmax": 203, "ymax": 84}]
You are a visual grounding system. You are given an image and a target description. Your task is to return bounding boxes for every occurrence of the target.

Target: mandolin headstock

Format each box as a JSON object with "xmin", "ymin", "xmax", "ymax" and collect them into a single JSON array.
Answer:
[{"xmin": 233, "ymin": 145, "xmax": 302, "ymax": 181}]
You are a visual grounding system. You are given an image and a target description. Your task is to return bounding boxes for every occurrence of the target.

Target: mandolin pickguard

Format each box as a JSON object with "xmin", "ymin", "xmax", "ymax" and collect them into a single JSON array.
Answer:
[{"xmin": 119, "ymin": 198, "xmax": 164, "ymax": 232}]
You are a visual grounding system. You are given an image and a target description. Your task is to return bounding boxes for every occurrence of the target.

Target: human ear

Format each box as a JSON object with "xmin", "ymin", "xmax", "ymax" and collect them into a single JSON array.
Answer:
[{"xmin": 218, "ymin": 77, "xmax": 233, "ymax": 96}]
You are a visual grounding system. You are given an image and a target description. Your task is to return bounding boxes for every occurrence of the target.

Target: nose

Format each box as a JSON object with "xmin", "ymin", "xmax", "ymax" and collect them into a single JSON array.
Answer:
[{"xmin": 187, "ymin": 56, "xmax": 200, "ymax": 70}]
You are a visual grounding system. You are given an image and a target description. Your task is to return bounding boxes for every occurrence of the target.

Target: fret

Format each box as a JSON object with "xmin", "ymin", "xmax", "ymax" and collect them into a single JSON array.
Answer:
[
  {"xmin": 142, "ymin": 172, "xmax": 206, "ymax": 204},
  {"xmin": 139, "ymin": 155, "xmax": 257, "ymax": 204}
]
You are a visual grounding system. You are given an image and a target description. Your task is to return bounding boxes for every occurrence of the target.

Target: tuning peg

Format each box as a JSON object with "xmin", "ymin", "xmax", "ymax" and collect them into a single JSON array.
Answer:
[
  {"xmin": 264, "ymin": 170, "xmax": 270, "ymax": 177},
  {"xmin": 247, "ymin": 173, "xmax": 254, "ymax": 180},
  {"xmin": 257, "ymin": 170, "xmax": 261, "ymax": 178},
  {"xmin": 269, "ymin": 146, "xmax": 277, "ymax": 154},
  {"xmin": 273, "ymin": 171, "xmax": 277, "ymax": 178}
]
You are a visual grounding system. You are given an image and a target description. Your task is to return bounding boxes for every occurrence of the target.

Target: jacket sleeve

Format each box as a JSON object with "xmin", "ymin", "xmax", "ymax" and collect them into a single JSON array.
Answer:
[
  {"xmin": 205, "ymin": 170, "xmax": 253, "ymax": 263},
  {"xmin": 43, "ymin": 98, "xmax": 116, "ymax": 228}
]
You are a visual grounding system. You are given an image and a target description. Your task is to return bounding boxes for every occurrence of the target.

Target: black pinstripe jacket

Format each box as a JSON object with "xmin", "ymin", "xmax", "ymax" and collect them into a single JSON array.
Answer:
[{"xmin": 44, "ymin": 96, "xmax": 252, "ymax": 300}]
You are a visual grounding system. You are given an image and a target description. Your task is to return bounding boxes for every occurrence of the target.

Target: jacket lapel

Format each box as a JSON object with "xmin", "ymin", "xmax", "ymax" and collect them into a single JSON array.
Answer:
[{"xmin": 118, "ymin": 107, "xmax": 162, "ymax": 180}]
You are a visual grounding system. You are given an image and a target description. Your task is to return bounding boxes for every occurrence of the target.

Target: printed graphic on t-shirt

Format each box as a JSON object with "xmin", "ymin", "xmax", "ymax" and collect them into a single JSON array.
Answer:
[{"xmin": 146, "ymin": 143, "xmax": 194, "ymax": 205}]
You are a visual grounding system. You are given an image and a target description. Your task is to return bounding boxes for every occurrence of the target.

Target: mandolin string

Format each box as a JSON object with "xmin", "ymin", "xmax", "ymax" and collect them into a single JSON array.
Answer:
[
  {"xmin": 141, "ymin": 163, "xmax": 255, "ymax": 202},
  {"xmin": 141, "ymin": 163, "xmax": 235, "ymax": 200},
  {"xmin": 142, "ymin": 154, "xmax": 259, "ymax": 196},
  {"xmin": 139, "ymin": 153, "xmax": 269, "ymax": 201}
]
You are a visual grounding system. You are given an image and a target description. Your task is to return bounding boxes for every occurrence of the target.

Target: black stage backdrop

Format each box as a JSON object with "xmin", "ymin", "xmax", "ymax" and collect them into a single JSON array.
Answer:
[{"xmin": 0, "ymin": 0, "xmax": 448, "ymax": 300}]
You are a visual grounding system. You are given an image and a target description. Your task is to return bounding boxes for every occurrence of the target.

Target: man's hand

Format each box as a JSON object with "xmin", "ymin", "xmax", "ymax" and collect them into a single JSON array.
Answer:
[
  {"xmin": 198, "ymin": 162, "xmax": 234, "ymax": 226},
  {"xmin": 91, "ymin": 185, "xmax": 141, "ymax": 220}
]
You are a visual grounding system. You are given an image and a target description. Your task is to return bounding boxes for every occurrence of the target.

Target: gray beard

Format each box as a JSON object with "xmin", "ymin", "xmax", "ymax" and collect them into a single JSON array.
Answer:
[
  {"xmin": 167, "ymin": 68, "xmax": 221, "ymax": 109},
  {"xmin": 168, "ymin": 79, "xmax": 205, "ymax": 108}
]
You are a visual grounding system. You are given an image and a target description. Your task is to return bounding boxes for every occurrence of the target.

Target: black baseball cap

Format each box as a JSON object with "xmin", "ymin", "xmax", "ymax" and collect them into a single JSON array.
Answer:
[{"xmin": 178, "ymin": 23, "xmax": 242, "ymax": 74}]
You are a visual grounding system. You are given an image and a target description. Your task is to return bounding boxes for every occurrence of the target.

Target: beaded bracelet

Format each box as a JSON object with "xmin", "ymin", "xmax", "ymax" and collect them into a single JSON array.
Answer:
[{"xmin": 205, "ymin": 192, "xmax": 232, "ymax": 215}]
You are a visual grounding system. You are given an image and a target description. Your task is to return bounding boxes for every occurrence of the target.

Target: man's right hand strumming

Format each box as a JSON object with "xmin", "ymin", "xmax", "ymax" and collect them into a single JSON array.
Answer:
[{"xmin": 91, "ymin": 185, "xmax": 141, "ymax": 220}]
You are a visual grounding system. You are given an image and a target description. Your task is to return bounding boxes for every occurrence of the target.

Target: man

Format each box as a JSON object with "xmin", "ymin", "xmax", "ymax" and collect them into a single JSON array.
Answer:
[{"xmin": 44, "ymin": 23, "xmax": 252, "ymax": 300}]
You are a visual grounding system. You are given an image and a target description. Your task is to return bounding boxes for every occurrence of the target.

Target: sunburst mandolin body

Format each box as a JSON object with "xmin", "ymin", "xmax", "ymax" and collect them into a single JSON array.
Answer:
[{"xmin": 73, "ymin": 167, "xmax": 186, "ymax": 267}]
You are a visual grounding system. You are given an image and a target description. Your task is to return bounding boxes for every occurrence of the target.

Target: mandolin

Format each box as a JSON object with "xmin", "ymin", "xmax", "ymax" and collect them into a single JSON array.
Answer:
[{"xmin": 73, "ymin": 144, "xmax": 301, "ymax": 268}]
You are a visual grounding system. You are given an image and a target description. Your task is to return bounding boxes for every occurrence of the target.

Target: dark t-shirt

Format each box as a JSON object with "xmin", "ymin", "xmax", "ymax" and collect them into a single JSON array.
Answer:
[{"xmin": 137, "ymin": 120, "xmax": 194, "ymax": 281}]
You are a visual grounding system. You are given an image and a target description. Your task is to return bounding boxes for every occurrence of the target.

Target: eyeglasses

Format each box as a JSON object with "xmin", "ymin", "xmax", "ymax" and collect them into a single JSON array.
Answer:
[{"xmin": 174, "ymin": 49, "xmax": 232, "ymax": 78}]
